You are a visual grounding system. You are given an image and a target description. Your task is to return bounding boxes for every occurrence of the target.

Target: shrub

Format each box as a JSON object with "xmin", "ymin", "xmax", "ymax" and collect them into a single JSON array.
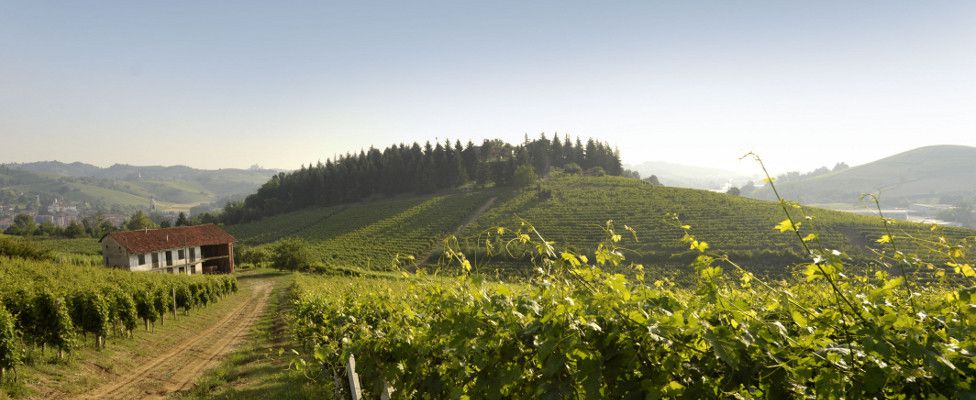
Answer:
[
  {"xmin": 0, "ymin": 238, "xmax": 50, "ymax": 260},
  {"xmin": 0, "ymin": 302, "xmax": 20, "ymax": 380},
  {"xmin": 513, "ymin": 164, "xmax": 538, "ymax": 188},
  {"xmin": 239, "ymin": 245, "xmax": 272, "ymax": 267},
  {"xmin": 584, "ymin": 166, "xmax": 607, "ymax": 176},
  {"xmin": 271, "ymin": 237, "xmax": 318, "ymax": 271},
  {"xmin": 33, "ymin": 291, "xmax": 74, "ymax": 357},
  {"xmin": 563, "ymin": 163, "xmax": 582, "ymax": 175}
]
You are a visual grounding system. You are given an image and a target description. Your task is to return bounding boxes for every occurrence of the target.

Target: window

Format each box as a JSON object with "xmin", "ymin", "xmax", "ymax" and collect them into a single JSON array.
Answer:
[
  {"xmin": 179, "ymin": 267, "xmax": 185, "ymax": 274},
  {"xmin": 178, "ymin": 249, "xmax": 185, "ymax": 260},
  {"xmin": 190, "ymin": 248, "xmax": 196, "ymax": 261},
  {"xmin": 166, "ymin": 251, "xmax": 173, "ymax": 266},
  {"xmin": 191, "ymin": 265, "xmax": 196, "ymax": 274},
  {"xmin": 138, "ymin": 254, "xmax": 145, "ymax": 265},
  {"xmin": 152, "ymin": 252, "xmax": 159, "ymax": 268}
]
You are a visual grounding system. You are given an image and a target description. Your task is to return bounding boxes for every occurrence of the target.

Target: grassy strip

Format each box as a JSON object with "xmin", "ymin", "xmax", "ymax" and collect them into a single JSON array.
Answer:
[{"xmin": 174, "ymin": 270, "xmax": 331, "ymax": 399}]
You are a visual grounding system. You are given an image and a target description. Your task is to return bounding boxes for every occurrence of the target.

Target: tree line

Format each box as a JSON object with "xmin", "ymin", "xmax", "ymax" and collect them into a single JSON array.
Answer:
[
  {"xmin": 3, "ymin": 211, "xmax": 195, "ymax": 238},
  {"xmin": 219, "ymin": 135, "xmax": 624, "ymax": 224}
]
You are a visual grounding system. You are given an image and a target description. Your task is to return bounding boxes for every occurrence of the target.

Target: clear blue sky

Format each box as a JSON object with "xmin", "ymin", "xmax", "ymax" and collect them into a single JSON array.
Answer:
[{"xmin": 2, "ymin": 1, "xmax": 974, "ymax": 174}]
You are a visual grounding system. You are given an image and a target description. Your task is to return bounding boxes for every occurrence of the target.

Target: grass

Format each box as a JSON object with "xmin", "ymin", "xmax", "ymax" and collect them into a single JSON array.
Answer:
[{"xmin": 174, "ymin": 270, "xmax": 332, "ymax": 400}]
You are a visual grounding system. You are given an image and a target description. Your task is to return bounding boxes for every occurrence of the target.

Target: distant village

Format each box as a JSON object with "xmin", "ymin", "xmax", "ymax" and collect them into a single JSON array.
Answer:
[{"xmin": 0, "ymin": 194, "xmax": 187, "ymax": 235}]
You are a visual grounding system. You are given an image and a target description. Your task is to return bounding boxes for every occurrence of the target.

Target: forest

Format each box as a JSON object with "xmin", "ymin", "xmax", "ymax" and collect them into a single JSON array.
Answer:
[{"xmin": 219, "ymin": 135, "xmax": 624, "ymax": 224}]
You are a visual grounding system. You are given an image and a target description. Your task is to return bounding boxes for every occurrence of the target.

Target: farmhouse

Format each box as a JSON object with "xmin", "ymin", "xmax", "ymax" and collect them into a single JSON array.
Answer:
[{"xmin": 100, "ymin": 224, "xmax": 235, "ymax": 274}]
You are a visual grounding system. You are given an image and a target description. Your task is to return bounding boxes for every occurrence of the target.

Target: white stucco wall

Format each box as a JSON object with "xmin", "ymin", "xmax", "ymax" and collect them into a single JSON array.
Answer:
[
  {"xmin": 101, "ymin": 239, "xmax": 204, "ymax": 275},
  {"xmin": 129, "ymin": 246, "xmax": 203, "ymax": 275}
]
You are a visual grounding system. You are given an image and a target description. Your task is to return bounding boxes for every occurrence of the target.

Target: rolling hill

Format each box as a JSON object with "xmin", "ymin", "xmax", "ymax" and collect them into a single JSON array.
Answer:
[
  {"xmin": 226, "ymin": 174, "xmax": 973, "ymax": 275},
  {"xmin": 0, "ymin": 161, "xmax": 281, "ymax": 212},
  {"xmin": 745, "ymin": 145, "xmax": 976, "ymax": 204}
]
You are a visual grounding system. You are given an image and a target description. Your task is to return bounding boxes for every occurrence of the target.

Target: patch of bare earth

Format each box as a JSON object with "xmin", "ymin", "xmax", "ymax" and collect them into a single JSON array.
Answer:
[{"xmin": 62, "ymin": 280, "xmax": 273, "ymax": 400}]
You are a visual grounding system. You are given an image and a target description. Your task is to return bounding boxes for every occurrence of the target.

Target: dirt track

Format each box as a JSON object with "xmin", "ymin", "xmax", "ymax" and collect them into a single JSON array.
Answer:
[{"xmin": 78, "ymin": 280, "xmax": 273, "ymax": 400}]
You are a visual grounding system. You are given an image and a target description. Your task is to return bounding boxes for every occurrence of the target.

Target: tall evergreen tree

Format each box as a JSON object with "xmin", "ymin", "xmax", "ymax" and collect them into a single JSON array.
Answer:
[{"xmin": 227, "ymin": 135, "xmax": 626, "ymax": 223}]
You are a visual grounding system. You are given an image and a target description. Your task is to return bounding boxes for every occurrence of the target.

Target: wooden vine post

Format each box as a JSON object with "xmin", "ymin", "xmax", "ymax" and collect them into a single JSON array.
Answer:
[
  {"xmin": 347, "ymin": 354, "xmax": 362, "ymax": 400},
  {"xmin": 346, "ymin": 354, "xmax": 395, "ymax": 400}
]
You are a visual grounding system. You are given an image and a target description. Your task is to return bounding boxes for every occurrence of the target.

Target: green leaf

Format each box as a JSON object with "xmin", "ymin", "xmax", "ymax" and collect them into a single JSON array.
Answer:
[{"xmin": 791, "ymin": 310, "xmax": 808, "ymax": 328}]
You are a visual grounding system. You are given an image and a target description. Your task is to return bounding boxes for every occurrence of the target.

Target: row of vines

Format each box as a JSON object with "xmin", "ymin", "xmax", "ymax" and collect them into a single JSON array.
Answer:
[
  {"xmin": 462, "ymin": 175, "xmax": 972, "ymax": 275},
  {"xmin": 0, "ymin": 257, "xmax": 237, "ymax": 379},
  {"xmin": 290, "ymin": 218, "xmax": 976, "ymax": 398},
  {"xmin": 231, "ymin": 193, "xmax": 490, "ymax": 270},
  {"xmin": 289, "ymin": 163, "xmax": 975, "ymax": 398}
]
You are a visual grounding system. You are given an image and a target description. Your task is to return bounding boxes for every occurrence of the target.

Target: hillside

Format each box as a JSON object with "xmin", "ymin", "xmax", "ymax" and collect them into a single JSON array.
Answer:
[
  {"xmin": 461, "ymin": 175, "xmax": 975, "ymax": 274},
  {"xmin": 227, "ymin": 174, "xmax": 972, "ymax": 275},
  {"xmin": 0, "ymin": 161, "xmax": 280, "ymax": 212},
  {"xmin": 745, "ymin": 145, "xmax": 976, "ymax": 204},
  {"xmin": 227, "ymin": 192, "xmax": 493, "ymax": 269}
]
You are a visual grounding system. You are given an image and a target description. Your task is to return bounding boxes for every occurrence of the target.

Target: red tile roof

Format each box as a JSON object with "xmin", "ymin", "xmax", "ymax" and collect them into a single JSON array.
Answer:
[{"xmin": 103, "ymin": 224, "xmax": 235, "ymax": 254}]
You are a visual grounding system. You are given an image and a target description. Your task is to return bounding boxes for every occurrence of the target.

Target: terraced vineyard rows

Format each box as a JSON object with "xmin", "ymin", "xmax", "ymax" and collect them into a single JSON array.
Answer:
[
  {"xmin": 229, "ymin": 192, "xmax": 492, "ymax": 270},
  {"xmin": 462, "ymin": 176, "xmax": 971, "ymax": 273}
]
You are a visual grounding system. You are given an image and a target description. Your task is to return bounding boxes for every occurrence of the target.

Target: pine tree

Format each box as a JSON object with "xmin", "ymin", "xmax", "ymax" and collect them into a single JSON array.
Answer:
[{"xmin": 551, "ymin": 133, "xmax": 564, "ymax": 167}]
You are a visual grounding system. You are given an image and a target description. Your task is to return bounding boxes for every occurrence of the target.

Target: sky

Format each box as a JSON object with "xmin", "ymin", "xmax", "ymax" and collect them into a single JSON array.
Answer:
[{"xmin": 1, "ymin": 1, "xmax": 974, "ymax": 176}]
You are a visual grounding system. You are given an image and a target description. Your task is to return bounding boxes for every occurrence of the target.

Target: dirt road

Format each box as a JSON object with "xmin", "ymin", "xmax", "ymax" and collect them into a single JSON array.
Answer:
[{"xmin": 79, "ymin": 280, "xmax": 273, "ymax": 400}]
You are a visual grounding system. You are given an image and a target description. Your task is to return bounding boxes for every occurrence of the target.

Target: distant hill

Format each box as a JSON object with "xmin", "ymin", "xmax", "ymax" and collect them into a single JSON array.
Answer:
[
  {"xmin": 0, "ymin": 161, "xmax": 281, "ymax": 212},
  {"xmin": 626, "ymin": 161, "xmax": 755, "ymax": 190},
  {"xmin": 227, "ymin": 175, "xmax": 972, "ymax": 275},
  {"xmin": 745, "ymin": 145, "xmax": 976, "ymax": 205}
]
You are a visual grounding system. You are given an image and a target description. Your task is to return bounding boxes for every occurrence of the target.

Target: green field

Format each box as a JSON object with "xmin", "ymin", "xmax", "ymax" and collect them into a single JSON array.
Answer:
[
  {"xmin": 462, "ymin": 175, "xmax": 973, "ymax": 273},
  {"xmin": 226, "ymin": 175, "xmax": 974, "ymax": 275},
  {"xmin": 228, "ymin": 192, "xmax": 492, "ymax": 269},
  {"xmin": 24, "ymin": 237, "xmax": 101, "ymax": 255}
]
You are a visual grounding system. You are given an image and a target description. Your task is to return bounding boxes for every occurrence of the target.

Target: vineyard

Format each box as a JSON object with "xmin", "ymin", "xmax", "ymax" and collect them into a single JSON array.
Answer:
[
  {"xmin": 229, "ymin": 175, "xmax": 974, "ymax": 277},
  {"xmin": 461, "ymin": 175, "xmax": 972, "ymax": 275},
  {"xmin": 289, "ymin": 216, "xmax": 976, "ymax": 398},
  {"xmin": 17, "ymin": 237, "xmax": 100, "ymax": 256},
  {"xmin": 229, "ymin": 192, "xmax": 491, "ymax": 270},
  {"xmin": 0, "ymin": 256, "xmax": 237, "ymax": 377}
]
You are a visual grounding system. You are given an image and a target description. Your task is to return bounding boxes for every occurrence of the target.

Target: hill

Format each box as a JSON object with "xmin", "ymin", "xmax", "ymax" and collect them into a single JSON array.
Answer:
[
  {"xmin": 461, "ymin": 175, "xmax": 973, "ymax": 274},
  {"xmin": 745, "ymin": 145, "xmax": 976, "ymax": 204},
  {"xmin": 226, "ymin": 174, "xmax": 972, "ymax": 275},
  {"xmin": 0, "ymin": 161, "xmax": 281, "ymax": 212},
  {"xmin": 227, "ymin": 192, "xmax": 493, "ymax": 269}
]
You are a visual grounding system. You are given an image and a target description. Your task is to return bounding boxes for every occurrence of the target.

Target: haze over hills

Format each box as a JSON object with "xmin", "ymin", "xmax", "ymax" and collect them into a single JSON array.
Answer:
[
  {"xmin": 627, "ymin": 161, "xmax": 756, "ymax": 190},
  {"xmin": 0, "ymin": 161, "xmax": 281, "ymax": 212},
  {"xmin": 744, "ymin": 145, "xmax": 976, "ymax": 205}
]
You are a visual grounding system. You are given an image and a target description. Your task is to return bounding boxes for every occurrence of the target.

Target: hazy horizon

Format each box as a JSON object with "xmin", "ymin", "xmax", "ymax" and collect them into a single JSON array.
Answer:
[{"xmin": 3, "ymin": 1, "xmax": 974, "ymax": 175}]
